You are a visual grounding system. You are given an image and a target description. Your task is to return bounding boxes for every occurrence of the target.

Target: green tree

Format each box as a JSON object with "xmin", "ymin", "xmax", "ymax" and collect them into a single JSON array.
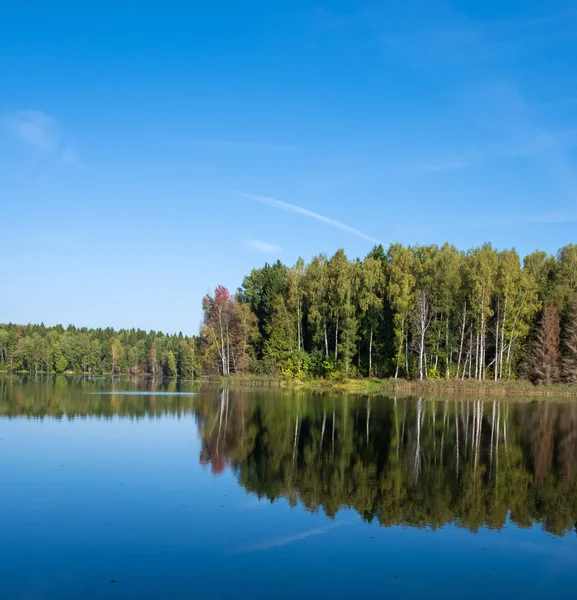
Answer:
[
  {"xmin": 387, "ymin": 244, "xmax": 415, "ymax": 377},
  {"xmin": 358, "ymin": 255, "xmax": 385, "ymax": 376},
  {"xmin": 167, "ymin": 350, "xmax": 178, "ymax": 377}
]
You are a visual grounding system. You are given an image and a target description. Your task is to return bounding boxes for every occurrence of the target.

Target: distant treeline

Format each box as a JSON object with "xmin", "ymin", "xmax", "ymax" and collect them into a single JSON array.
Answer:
[
  {"xmin": 0, "ymin": 324, "xmax": 201, "ymax": 377},
  {"xmin": 200, "ymin": 243, "xmax": 577, "ymax": 383}
]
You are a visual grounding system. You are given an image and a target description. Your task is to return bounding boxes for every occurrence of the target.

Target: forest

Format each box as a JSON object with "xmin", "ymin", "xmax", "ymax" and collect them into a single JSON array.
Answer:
[
  {"xmin": 201, "ymin": 243, "xmax": 577, "ymax": 384},
  {"xmin": 0, "ymin": 323, "xmax": 200, "ymax": 378},
  {"xmin": 1, "ymin": 242, "xmax": 577, "ymax": 385}
]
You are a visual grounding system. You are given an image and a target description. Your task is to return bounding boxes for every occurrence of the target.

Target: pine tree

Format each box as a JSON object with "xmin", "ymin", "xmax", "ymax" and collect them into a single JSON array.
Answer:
[
  {"xmin": 529, "ymin": 304, "xmax": 561, "ymax": 384},
  {"xmin": 562, "ymin": 298, "xmax": 577, "ymax": 383}
]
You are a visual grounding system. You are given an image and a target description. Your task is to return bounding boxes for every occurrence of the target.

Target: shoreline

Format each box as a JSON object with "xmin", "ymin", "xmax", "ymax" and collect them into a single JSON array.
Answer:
[
  {"xmin": 3, "ymin": 372, "xmax": 577, "ymax": 399},
  {"xmin": 202, "ymin": 375, "xmax": 577, "ymax": 398}
]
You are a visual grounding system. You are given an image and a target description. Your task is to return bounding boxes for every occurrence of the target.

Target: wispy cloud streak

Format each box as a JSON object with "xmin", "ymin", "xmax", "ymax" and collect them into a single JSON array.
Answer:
[
  {"xmin": 168, "ymin": 136, "xmax": 298, "ymax": 152},
  {"xmin": 60, "ymin": 146, "xmax": 101, "ymax": 173},
  {"xmin": 237, "ymin": 192, "xmax": 380, "ymax": 243},
  {"xmin": 421, "ymin": 159, "xmax": 474, "ymax": 172},
  {"xmin": 244, "ymin": 239, "xmax": 282, "ymax": 254}
]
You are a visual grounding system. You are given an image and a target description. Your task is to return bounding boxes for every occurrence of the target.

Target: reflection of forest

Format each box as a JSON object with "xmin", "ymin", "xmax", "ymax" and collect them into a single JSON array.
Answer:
[
  {"xmin": 0, "ymin": 376, "xmax": 199, "ymax": 419},
  {"xmin": 3, "ymin": 378, "xmax": 577, "ymax": 537},
  {"xmin": 196, "ymin": 390, "xmax": 577, "ymax": 537}
]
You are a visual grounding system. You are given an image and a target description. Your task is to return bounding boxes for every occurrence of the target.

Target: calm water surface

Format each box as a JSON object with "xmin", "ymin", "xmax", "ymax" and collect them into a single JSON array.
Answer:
[{"xmin": 1, "ymin": 377, "xmax": 577, "ymax": 599}]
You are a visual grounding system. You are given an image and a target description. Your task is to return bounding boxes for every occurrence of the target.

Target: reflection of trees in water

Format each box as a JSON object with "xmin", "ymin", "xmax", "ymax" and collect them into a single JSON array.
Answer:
[
  {"xmin": 4, "ymin": 378, "xmax": 577, "ymax": 537},
  {"xmin": 195, "ymin": 391, "xmax": 577, "ymax": 537},
  {"xmin": 0, "ymin": 376, "xmax": 199, "ymax": 419}
]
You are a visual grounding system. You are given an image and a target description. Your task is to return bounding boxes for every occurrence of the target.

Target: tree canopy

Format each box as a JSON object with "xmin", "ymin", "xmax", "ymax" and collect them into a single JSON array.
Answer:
[{"xmin": 200, "ymin": 243, "xmax": 577, "ymax": 383}]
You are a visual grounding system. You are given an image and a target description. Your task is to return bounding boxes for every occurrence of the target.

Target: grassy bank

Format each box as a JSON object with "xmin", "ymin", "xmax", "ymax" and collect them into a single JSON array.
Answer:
[{"xmin": 203, "ymin": 375, "xmax": 577, "ymax": 398}]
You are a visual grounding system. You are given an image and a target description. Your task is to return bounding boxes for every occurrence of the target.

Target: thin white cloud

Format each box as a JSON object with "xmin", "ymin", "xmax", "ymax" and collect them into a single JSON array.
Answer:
[
  {"xmin": 237, "ymin": 192, "xmax": 380, "ymax": 244},
  {"xmin": 168, "ymin": 135, "xmax": 298, "ymax": 152},
  {"xmin": 244, "ymin": 239, "xmax": 282, "ymax": 254},
  {"xmin": 2, "ymin": 110, "xmax": 98, "ymax": 173},
  {"xmin": 61, "ymin": 146, "xmax": 100, "ymax": 173},
  {"xmin": 421, "ymin": 159, "xmax": 475, "ymax": 172},
  {"xmin": 2, "ymin": 110, "xmax": 60, "ymax": 151},
  {"xmin": 509, "ymin": 128, "xmax": 577, "ymax": 156}
]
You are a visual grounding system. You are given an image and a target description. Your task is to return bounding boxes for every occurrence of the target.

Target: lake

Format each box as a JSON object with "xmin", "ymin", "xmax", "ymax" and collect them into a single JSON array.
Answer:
[{"xmin": 1, "ymin": 377, "xmax": 577, "ymax": 599}]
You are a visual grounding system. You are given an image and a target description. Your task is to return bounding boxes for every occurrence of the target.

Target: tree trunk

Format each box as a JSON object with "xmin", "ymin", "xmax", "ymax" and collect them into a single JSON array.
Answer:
[
  {"xmin": 297, "ymin": 304, "xmax": 302, "ymax": 351},
  {"xmin": 500, "ymin": 298, "xmax": 507, "ymax": 378},
  {"xmin": 475, "ymin": 331, "xmax": 480, "ymax": 380},
  {"xmin": 405, "ymin": 331, "xmax": 409, "ymax": 377},
  {"xmin": 334, "ymin": 314, "xmax": 339, "ymax": 364},
  {"xmin": 369, "ymin": 325, "xmax": 373, "ymax": 378},
  {"xmin": 445, "ymin": 317, "xmax": 450, "ymax": 379},
  {"xmin": 419, "ymin": 327, "xmax": 425, "ymax": 380}
]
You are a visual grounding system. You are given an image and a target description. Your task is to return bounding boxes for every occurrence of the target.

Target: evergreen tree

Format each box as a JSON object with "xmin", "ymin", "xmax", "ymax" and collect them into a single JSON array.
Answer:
[
  {"xmin": 562, "ymin": 298, "xmax": 577, "ymax": 383},
  {"xmin": 529, "ymin": 304, "xmax": 561, "ymax": 384}
]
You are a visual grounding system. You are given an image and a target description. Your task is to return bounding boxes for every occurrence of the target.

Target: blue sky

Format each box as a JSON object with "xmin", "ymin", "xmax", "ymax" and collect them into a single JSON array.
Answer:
[{"xmin": 2, "ymin": 1, "xmax": 577, "ymax": 334}]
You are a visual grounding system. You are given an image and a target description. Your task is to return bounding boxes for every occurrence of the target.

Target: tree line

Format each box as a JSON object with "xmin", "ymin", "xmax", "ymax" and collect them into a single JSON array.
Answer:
[
  {"xmin": 0, "ymin": 324, "xmax": 201, "ymax": 378},
  {"xmin": 201, "ymin": 243, "xmax": 577, "ymax": 383}
]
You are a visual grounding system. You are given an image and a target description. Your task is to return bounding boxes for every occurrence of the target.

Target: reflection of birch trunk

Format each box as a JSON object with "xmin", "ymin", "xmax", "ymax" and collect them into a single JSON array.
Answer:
[
  {"xmin": 470, "ymin": 401, "xmax": 475, "ymax": 458},
  {"xmin": 394, "ymin": 398, "xmax": 400, "ymax": 459},
  {"xmin": 441, "ymin": 400, "xmax": 448, "ymax": 464},
  {"xmin": 320, "ymin": 410, "xmax": 326, "ymax": 453},
  {"xmin": 224, "ymin": 389, "xmax": 229, "ymax": 438},
  {"xmin": 366, "ymin": 398, "xmax": 370, "ymax": 445},
  {"xmin": 209, "ymin": 404, "xmax": 221, "ymax": 438},
  {"xmin": 432, "ymin": 401, "xmax": 436, "ymax": 461},
  {"xmin": 494, "ymin": 403, "xmax": 501, "ymax": 482},
  {"xmin": 292, "ymin": 413, "xmax": 300, "ymax": 464},
  {"xmin": 332, "ymin": 407, "xmax": 336, "ymax": 457},
  {"xmin": 414, "ymin": 399, "xmax": 422, "ymax": 482},
  {"xmin": 455, "ymin": 400, "xmax": 460, "ymax": 478},
  {"xmin": 474, "ymin": 401, "xmax": 482, "ymax": 476},
  {"xmin": 401, "ymin": 400, "xmax": 407, "ymax": 454},
  {"xmin": 490, "ymin": 400, "xmax": 496, "ymax": 475},
  {"xmin": 216, "ymin": 390, "xmax": 225, "ymax": 456},
  {"xmin": 241, "ymin": 405, "xmax": 245, "ymax": 451},
  {"xmin": 503, "ymin": 404, "xmax": 508, "ymax": 451},
  {"xmin": 495, "ymin": 402, "xmax": 500, "ymax": 481}
]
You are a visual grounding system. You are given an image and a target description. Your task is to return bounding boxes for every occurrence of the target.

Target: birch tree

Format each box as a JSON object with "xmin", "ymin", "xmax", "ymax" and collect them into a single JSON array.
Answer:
[{"xmin": 387, "ymin": 243, "xmax": 415, "ymax": 378}]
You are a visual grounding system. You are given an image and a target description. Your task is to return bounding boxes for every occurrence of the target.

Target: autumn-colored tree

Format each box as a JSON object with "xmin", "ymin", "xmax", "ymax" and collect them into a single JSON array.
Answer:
[
  {"xmin": 202, "ymin": 286, "xmax": 258, "ymax": 375},
  {"xmin": 528, "ymin": 304, "xmax": 561, "ymax": 384},
  {"xmin": 202, "ymin": 286, "xmax": 234, "ymax": 375}
]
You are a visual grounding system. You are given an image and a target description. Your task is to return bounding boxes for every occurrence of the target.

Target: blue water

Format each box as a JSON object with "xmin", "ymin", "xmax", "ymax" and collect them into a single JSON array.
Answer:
[{"xmin": 1, "ymin": 378, "xmax": 577, "ymax": 598}]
